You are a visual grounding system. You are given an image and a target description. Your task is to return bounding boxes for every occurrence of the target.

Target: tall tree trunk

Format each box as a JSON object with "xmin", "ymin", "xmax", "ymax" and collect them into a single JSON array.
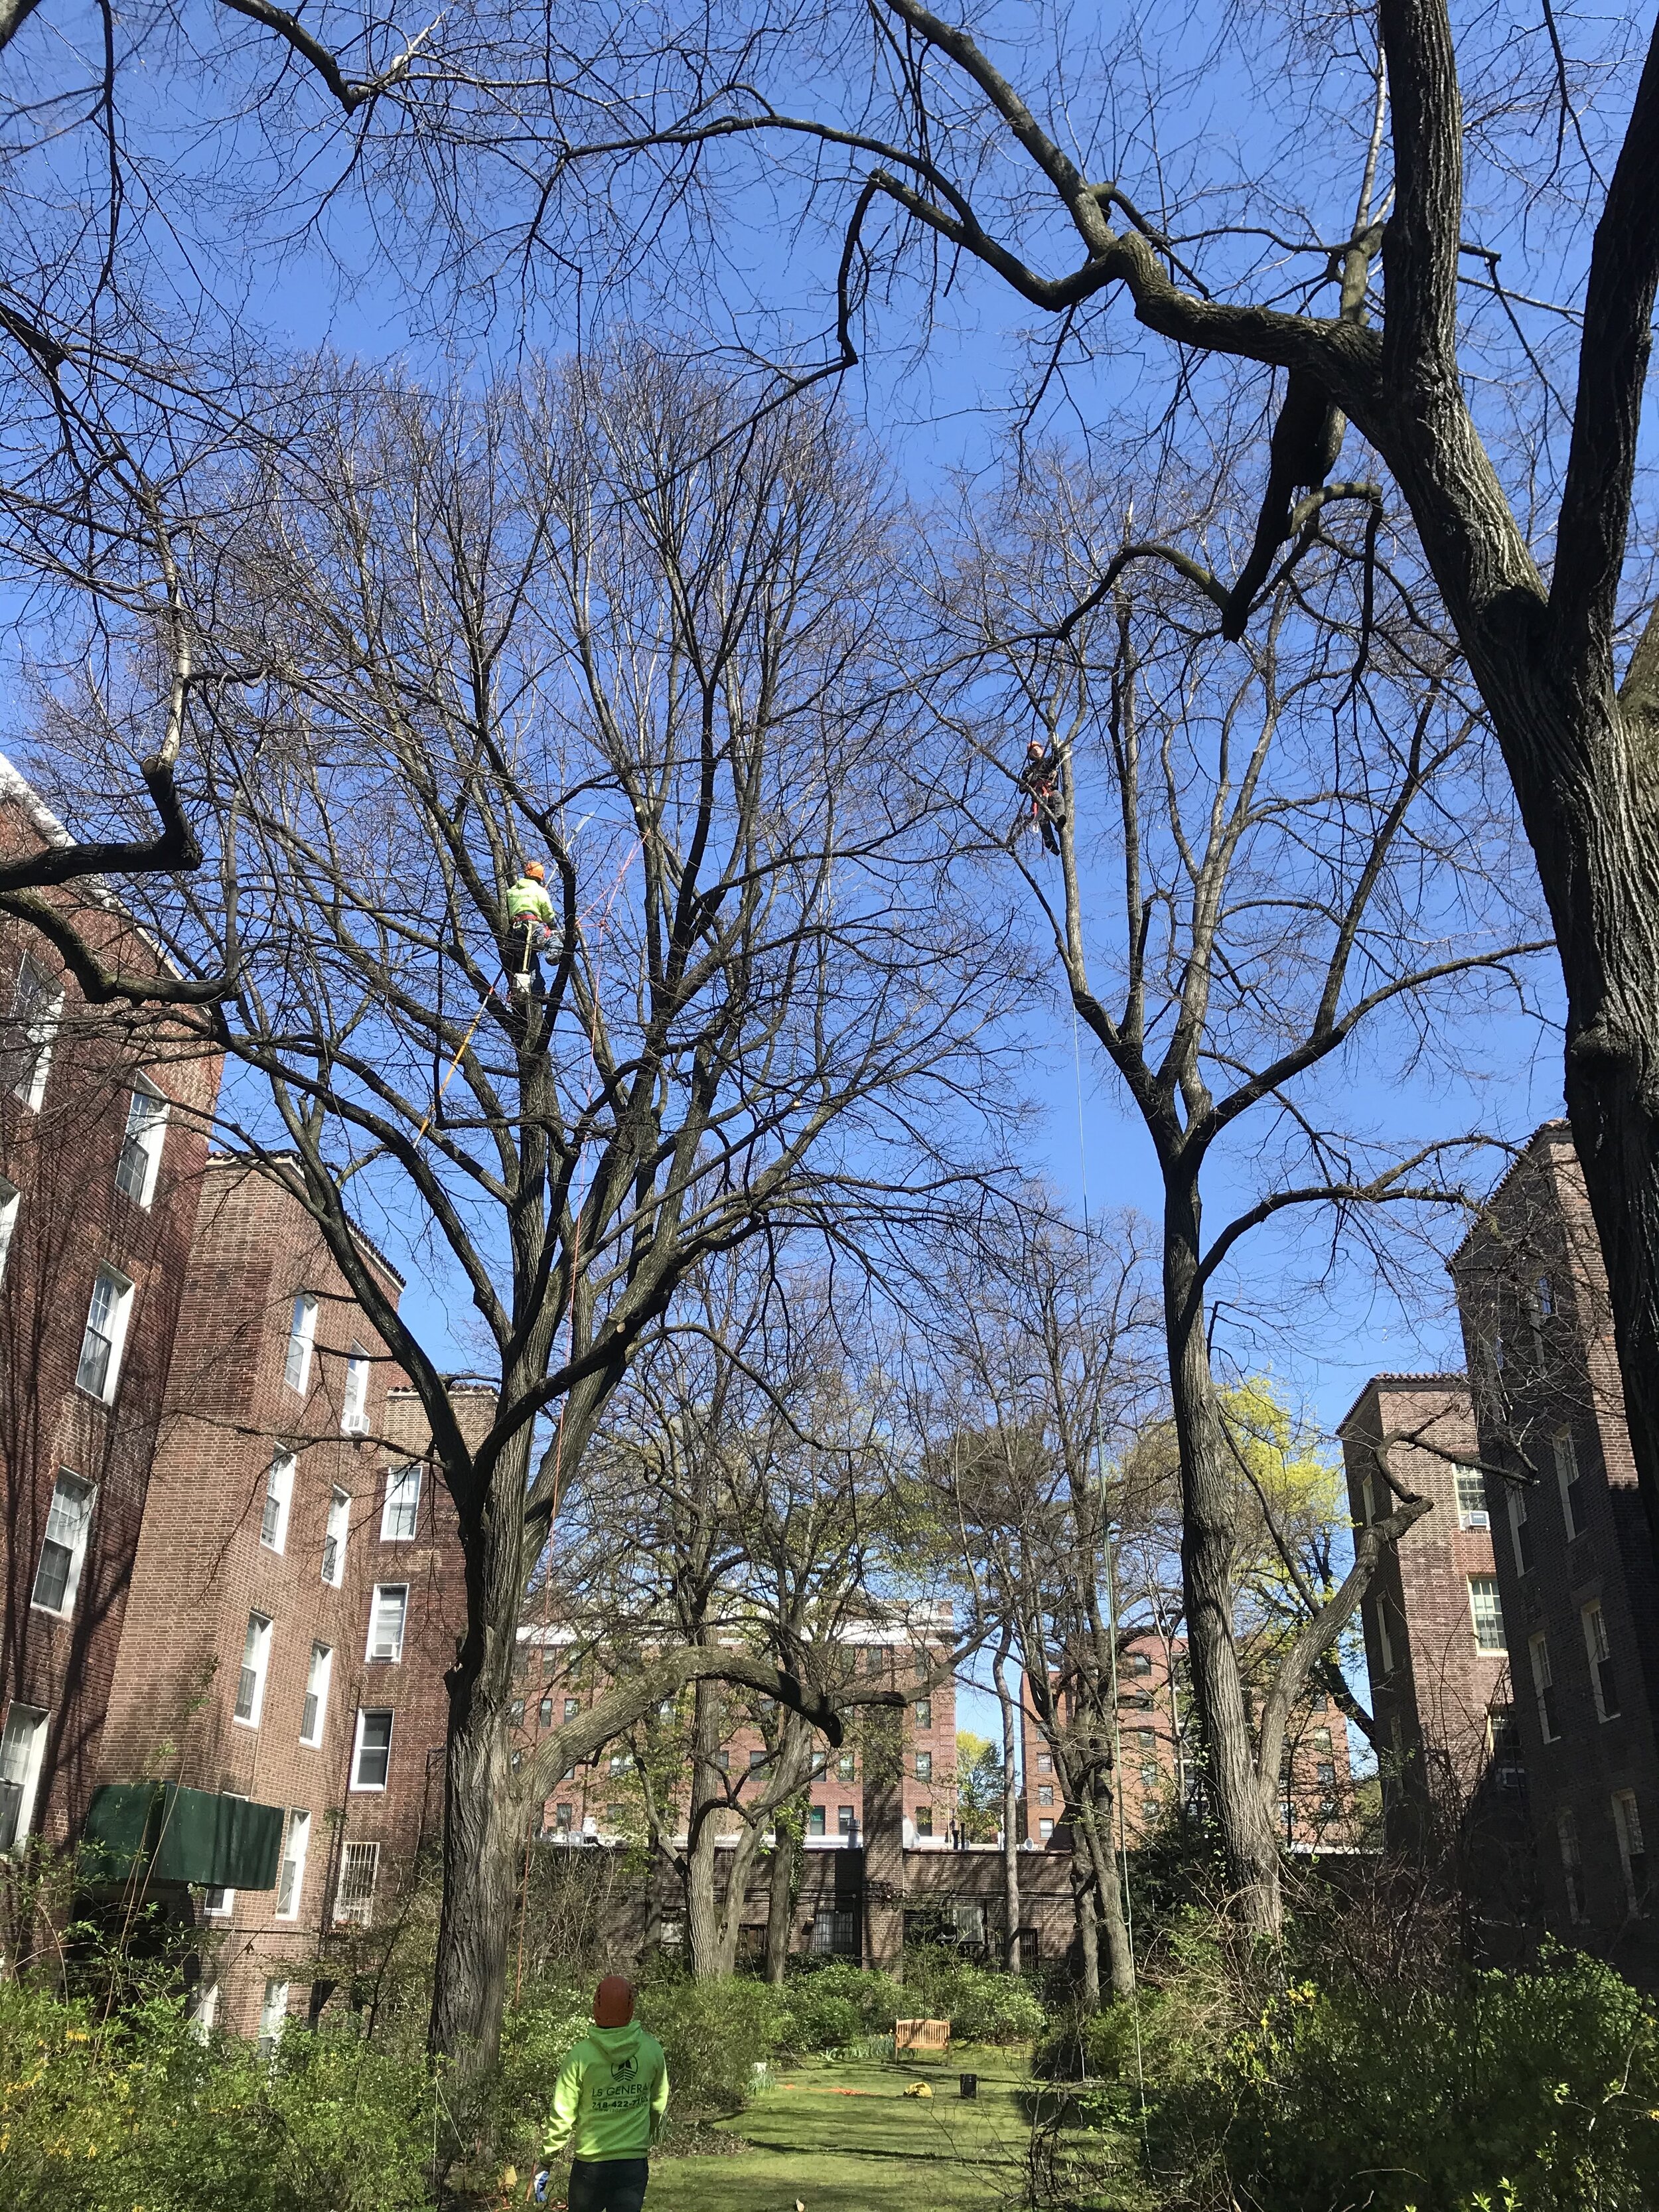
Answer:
[
  {"xmin": 1072, "ymin": 1792, "xmax": 1134, "ymax": 1998},
  {"xmin": 714, "ymin": 1810, "xmax": 768, "ymax": 1972},
  {"xmin": 429, "ymin": 1445, "xmax": 530, "ymax": 2086},
  {"xmin": 1074, "ymin": 1877, "xmax": 1100, "ymax": 2013},
  {"xmin": 683, "ymin": 1676, "xmax": 725, "ymax": 1978},
  {"xmin": 994, "ymin": 1653, "xmax": 1021, "ymax": 1972},
  {"xmin": 765, "ymin": 1812, "xmax": 798, "ymax": 1984},
  {"xmin": 1164, "ymin": 1177, "xmax": 1283, "ymax": 1936}
]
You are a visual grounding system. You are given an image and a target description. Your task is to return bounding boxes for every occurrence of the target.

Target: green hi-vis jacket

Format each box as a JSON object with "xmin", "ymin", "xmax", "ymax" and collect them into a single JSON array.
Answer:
[
  {"xmin": 506, "ymin": 875, "xmax": 556, "ymax": 926},
  {"xmin": 544, "ymin": 2022, "xmax": 670, "ymax": 2162}
]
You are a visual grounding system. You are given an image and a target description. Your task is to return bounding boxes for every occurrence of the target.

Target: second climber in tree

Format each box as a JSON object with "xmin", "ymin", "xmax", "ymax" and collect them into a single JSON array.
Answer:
[{"xmin": 1018, "ymin": 737, "xmax": 1064, "ymax": 855}]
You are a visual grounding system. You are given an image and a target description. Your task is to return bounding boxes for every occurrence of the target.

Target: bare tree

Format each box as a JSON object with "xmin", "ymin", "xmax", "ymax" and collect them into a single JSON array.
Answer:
[
  {"xmin": 930, "ymin": 461, "xmax": 1540, "ymax": 1931},
  {"xmin": 916, "ymin": 1207, "xmax": 1161, "ymax": 2003},
  {"xmin": 439, "ymin": 0, "xmax": 1659, "ymax": 1706},
  {"xmin": 37, "ymin": 347, "xmax": 1013, "ymax": 2079}
]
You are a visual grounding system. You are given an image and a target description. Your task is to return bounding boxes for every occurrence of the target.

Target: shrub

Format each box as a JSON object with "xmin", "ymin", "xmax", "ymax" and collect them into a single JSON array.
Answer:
[
  {"xmin": 777, "ymin": 1959, "xmax": 904, "ymax": 2051},
  {"xmin": 0, "ymin": 1979, "xmax": 433, "ymax": 2212},
  {"xmin": 1212, "ymin": 1945, "xmax": 1659, "ymax": 2212},
  {"xmin": 901, "ymin": 1948, "xmax": 1046, "ymax": 2044},
  {"xmin": 634, "ymin": 1973, "xmax": 789, "ymax": 2120}
]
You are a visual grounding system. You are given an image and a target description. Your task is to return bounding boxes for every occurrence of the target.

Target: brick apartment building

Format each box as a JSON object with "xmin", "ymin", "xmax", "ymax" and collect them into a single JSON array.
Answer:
[
  {"xmin": 1338, "ymin": 1376, "xmax": 1522, "ymax": 1840},
  {"xmin": 0, "ymin": 757, "xmax": 472, "ymax": 2039},
  {"xmin": 1020, "ymin": 1632, "xmax": 1357, "ymax": 1852},
  {"xmin": 517, "ymin": 1606, "xmax": 960, "ymax": 1854},
  {"xmin": 1448, "ymin": 1123, "xmax": 1659, "ymax": 1984}
]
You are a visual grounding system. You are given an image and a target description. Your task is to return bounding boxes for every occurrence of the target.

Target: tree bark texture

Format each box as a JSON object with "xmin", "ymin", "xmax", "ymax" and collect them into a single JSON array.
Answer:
[
  {"xmin": 995, "ymin": 1654, "xmax": 1021, "ymax": 1972},
  {"xmin": 683, "ymin": 1677, "xmax": 727, "ymax": 1978},
  {"xmin": 765, "ymin": 1818, "xmax": 798, "ymax": 1984}
]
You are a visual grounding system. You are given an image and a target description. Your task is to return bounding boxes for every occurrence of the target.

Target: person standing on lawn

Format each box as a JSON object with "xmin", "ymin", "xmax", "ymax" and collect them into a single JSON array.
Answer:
[{"xmin": 537, "ymin": 1976, "xmax": 669, "ymax": 2212}]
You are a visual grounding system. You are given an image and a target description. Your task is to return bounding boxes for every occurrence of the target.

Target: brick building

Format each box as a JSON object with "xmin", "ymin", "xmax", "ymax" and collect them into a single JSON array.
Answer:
[
  {"xmin": 96, "ymin": 1157, "xmax": 472, "ymax": 2036},
  {"xmin": 518, "ymin": 1605, "xmax": 959, "ymax": 1852},
  {"xmin": 1338, "ymin": 1375, "xmax": 1522, "ymax": 1844},
  {"xmin": 1449, "ymin": 1123, "xmax": 1659, "ymax": 1983},
  {"xmin": 1020, "ymin": 1632, "xmax": 1356, "ymax": 1852}
]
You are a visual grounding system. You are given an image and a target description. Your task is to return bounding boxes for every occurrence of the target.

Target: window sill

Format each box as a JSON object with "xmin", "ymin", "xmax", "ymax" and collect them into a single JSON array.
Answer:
[
  {"xmin": 29, "ymin": 1599, "xmax": 74, "ymax": 1621},
  {"xmin": 348, "ymin": 1781, "xmax": 386, "ymax": 1795},
  {"xmin": 260, "ymin": 1540, "xmax": 285, "ymax": 1557},
  {"xmin": 299, "ymin": 1738, "xmax": 323, "ymax": 1752},
  {"xmin": 232, "ymin": 1715, "xmax": 261, "ymax": 1732},
  {"xmin": 74, "ymin": 1386, "xmax": 114, "ymax": 1409}
]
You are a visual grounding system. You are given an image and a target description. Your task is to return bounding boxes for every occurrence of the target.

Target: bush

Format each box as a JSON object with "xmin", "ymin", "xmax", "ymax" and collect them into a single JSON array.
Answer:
[
  {"xmin": 1210, "ymin": 1945, "xmax": 1659, "ymax": 2211},
  {"xmin": 777, "ymin": 1959, "xmax": 904, "ymax": 2051},
  {"xmin": 0, "ymin": 1979, "xmax": 433, "ymax": 2212},
  {"xmin": 634, "ymin": 1973, "xmax": 789, "ymax": 2120},
  {"xmin": 901, "ymin": 1948, "xmax": 1046, "ymax": 2044}
]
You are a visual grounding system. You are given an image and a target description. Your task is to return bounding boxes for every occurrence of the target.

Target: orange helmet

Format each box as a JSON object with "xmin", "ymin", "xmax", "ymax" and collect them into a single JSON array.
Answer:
[{"xmin": 523, "ymin": 861, "xmax": 545, "ymax": 881}]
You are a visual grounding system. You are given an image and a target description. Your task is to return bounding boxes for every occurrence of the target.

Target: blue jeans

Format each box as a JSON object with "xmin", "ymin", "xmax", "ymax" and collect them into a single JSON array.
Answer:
[{"xmin": 567, "ymin": 2156, "xmax": 649, "ymax": 2212}]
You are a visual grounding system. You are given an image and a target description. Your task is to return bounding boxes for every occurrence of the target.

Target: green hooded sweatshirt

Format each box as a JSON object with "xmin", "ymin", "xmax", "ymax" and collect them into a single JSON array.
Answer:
[{"xmin": 544, "ymin": 2020, "xmax": 670, "ymax": 2163}]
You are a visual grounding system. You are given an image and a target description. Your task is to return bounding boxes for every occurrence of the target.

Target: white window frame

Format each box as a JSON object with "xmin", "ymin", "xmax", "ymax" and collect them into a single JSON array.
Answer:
[
  {"xmin": 340, "ymin": 1344, "xmax": 371, "ymax": 1435},
  {"xmin": 285, "ymin": 1293, "xmax": 318, "ymax": 1395},
  {"xmin": 0, "ymin": 1702, "xmax": 48, "ymax": 1854},
  {"xmin": 321, "ymin": 1486, "xmax": 350, "ymax": 1585},
  {"xmin": 0, "ymin": 1175, "xmax": 19, "ymax": 1284},
  {"xmin": 914, "ymin": 1749, "xmax": 932, "ymax": 1781},
  {"xmin": 1468, "ymin": 1575, "xmax": 1507, "ymax": 1655},
  {"xmin": 380, "ymin": 1463, "xmax": 421, "ymax": 1542},
  {"xmin": 1455, "ymin": 1467, "xmax": 1489, "ymax": 1530},
  {"xmin": 76, "ymin": 1264, "xmax": 134, "ymax": 1404},
  {"xmin": 234, "ymin": 1611, "xmax": 274, "ymax": 1729},
  {"xmin": 275, "ymin": 1808, "xmax": 311, "ymax": 1921},
  {"xmin": 1038, "ymin": 1817, "xmax": 1054, "ymax": 1842},
  {"xmin": 7, "ymin": 955, "xmax": 61, "ymax": 1112},
  {"xmin": 261, "ymin": 1450, "xmax": 296, "ymax": 1555},
  {"xmin": 113, "ymin": 1078, "xmax": 169, "ymax": 1207},
  {"xmin": 299, "ymin": 1642, "xmax": 332, "ymax": 1748},
  {"xmin": 1507, "ymin": 1485, "xmax": 1531, "ymax": 1575},
  {"xmin": 1583, "ymin": 1600, "xmax": 1619, "ymax": 1721},
  {"xmin": 1555, "ymin": 1431, "xmax": 1583, "ymax": 1540},
  {"xmin": 366, "ymin": 1584, "xmax": 409, "ymax": 1665},
  {"xmin": 1613, "ymin": 1790, "xmax": 1647, "ymax": 1915},
  {"xmin": 334, "ymin": 1839, "xmax": 380, "ymax": 1927},
  {"xmin": 258, "ymin": 1978, "xmax": 289, "ymax": 2053},
  {"xmin": 30, "ymin": 1470, "xmax": 96, "ymax": 1619},
  {"xmin": 189, "ymin": 1982, "xmax": 220, "ymax": 2041},
  {"xmin": 1530, "ymin": 1632, "xmax": 1558, "ymax": 1741},
  {"xmin": 350, "ymin": 1707, "xmax": 394, "ymax": 1792}
]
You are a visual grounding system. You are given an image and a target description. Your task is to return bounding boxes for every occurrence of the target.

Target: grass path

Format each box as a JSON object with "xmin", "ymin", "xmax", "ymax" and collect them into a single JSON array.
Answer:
[{"xmin": 646, "ymin": 2047, "xmax": 1043, "ymax": 2212}]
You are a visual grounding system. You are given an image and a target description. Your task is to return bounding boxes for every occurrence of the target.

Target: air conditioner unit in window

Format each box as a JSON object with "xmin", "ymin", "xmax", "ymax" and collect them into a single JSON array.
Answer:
[
  {"xmin": 341, "ymin": 1412, "xmax": 370, "ymax": 1438},
  {"xmin": 1464, "ymin": 1510, "xmax": 1490, "ymax": 1530}
]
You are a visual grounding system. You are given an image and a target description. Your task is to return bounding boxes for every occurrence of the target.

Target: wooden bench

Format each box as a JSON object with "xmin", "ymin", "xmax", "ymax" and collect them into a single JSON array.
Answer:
[{"xmin": 894, "ymin": 2016, "xmax": 951, "ymax": 2057}]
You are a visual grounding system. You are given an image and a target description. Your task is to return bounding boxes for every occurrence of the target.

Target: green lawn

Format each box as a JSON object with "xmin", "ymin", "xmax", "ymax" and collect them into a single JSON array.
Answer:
[{"xmin": 647, "ymin": 2047, "xmax": 1050, "ymax": 2212}]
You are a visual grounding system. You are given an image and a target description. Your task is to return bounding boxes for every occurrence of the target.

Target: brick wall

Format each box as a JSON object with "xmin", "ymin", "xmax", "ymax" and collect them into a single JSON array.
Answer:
[{"xmin": 1449, "ymin": 1124, "xmax": 1659, "ymax": 1986}]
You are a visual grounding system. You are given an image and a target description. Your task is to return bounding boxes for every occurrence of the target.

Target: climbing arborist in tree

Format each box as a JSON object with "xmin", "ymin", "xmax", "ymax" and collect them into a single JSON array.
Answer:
[
  {"xmin": 1017, "ymin": 737, "xmax": 1064, "ymax": 855},
  {"xmin": 504, "ymin": 860, "xmax": 558, "ymax": 998}
]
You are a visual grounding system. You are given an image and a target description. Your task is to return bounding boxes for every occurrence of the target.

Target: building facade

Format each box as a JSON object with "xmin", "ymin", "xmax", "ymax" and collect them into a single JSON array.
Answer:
[{"xmin": 1449, "ymin": 1123, "xmax": 1659, "ymax": 1984}]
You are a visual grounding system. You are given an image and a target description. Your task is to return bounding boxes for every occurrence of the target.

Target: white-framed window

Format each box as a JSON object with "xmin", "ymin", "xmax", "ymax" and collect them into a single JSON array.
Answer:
[
  {"xmin": 610, "ymin": 1749, "xmax": 631, "ymax": 1775},
  {"xmin": 0, "ymin": 1702, "xmax": 48, "ymax": 1853},
  {"xmin": 76, "ymin": 1264, "xmax": 133, "ymax": 1403},
  {"xmin": 4, "ymin": 955, "xmax": 60, "ymax": 1111},
  {"xmin": 350, "ymin": 1707, "xmax": 394, "ymax": 1791},
  {"xmin": 1613, "ymin": 1790, "xmax": 1648, "ymax": 1915},
  {"xmin": 341, "ymin": 1345, "xmax": 371, "ymax": 1435},
  {"xmin": 1530, "ymin": 1633, "xmax": 1559, "ymax": 1741},
  {"xmin": 234, "ymin": 1612, "xmax": 273, "ymax": 1728},
  {"xmin": 285, "ymin": 1293, "xmax": 318, "ymax": 1394},
  {"xmin": 914, "ymin": 1749, "xmax": 932, "ymax": 1781},
  {"xmin": 806, "ymin": 1805, "xmax": 826, "ymax": 1836},
  {"xmin": 914, "ymin": 1697, "xmax": 932, "ymax": 1728},
  {"xmin": 1359, "ymin": 1472, "xmax": 1376, "ymax": 1524},
  {"xmin": 275, "ymin": 1808, "xmax": 311, "ymax": 1920},
  {"xmin": 1508, "ymin": 1485, "xmax": 1534, "ymax": 1575},
  {"xmin": 0, "ymin": 1175, "xmax": 19, "ymax": 1284},
  {"xmin": 321, "ymin": 1487, "xmax": 350, "ymax": 1585},
  {"xmin": 837, "ymin": 1750, "xmax": 856, "ymax": 1781},
  {"xmin": 189, "ymin": 1982, "xmax": 220, "ymax": 2041},
  {"xmin": 1555, "ymin": 1431, "xmax": 1585, "ymax": 1540},
  {"xmin": 300, "ymin": 1642, "xmax": 332, "ymax": 1747},
  {"xmin": 380, "ymin": 1463, "xmax": 421, "ymax": 1542},
  {"xmin": 366, "ymin": 1585, "xmax": 408, "ymax": 1664},
  {"xmin": 915, "ymin": 1805, "xmax": 934, "ymax": 1838},
  {"xmin": 258, "ymin": 1978, "xmax": 289, "ymax": 2055},
  {"xmin": 1455, "ymin": 1469, "xmax": 1489, "ymax": 1530},
  {"xmin": 260, "ymin": 1450, "xmax": 296, "ymax": 1554},
  {"xmin": 1036, "ymin": 1751, "xmax": 1052, "ymax": 1774},
  {"xmin": 1468, "ymin": 1575, "xmax": 1506, "ymax": 1654},
  {"xmin": 31, "ymin": 1471, "xmax": 95, "ymax": 1617},
  {"xmin": 113, "ymin": 1080, "xmax": 169, "ymax": 1207},
  {"xmin": 334, "ymin": 1839, "xmax": 380, "ymax": 1927},
  {"xmin": 1038, "ymin": 1817, "xmax": 1054, "ymax": 1842},
  {"xmin": 564, "ymin": 1696, "xmax": 580, "ymax": 1722},
  {"xmin": 1558, "ymin": 1806, "xmax": 1586, "ymax": 1923},
  {"xmin": 1583, "ymin": 1600, "xmax": 1621, "ymax": 1720}
]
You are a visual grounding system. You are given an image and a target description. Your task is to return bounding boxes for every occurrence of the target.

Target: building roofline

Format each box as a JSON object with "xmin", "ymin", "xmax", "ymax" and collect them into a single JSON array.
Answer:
[
  {"xmin": 1447, "ymin": 1121, "xmax": 1574, "ymax": 1270},
  {"xmin": 203, "ymin": 1149, "xmax": 407, "ymax": 1291},
  {"xmin": 1334, "ymin": 1372, "xmax": 1470, "ymax": 1440},
  {"xmin": 0, "ymin": 749, "xmax": 186, "ymax": 977}
]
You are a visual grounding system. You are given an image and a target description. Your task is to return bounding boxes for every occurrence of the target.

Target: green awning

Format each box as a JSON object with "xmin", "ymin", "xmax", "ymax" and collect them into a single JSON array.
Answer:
[{"xmin": 82, "ymin": 1782, "xmax": 284, "ymax": 1891}]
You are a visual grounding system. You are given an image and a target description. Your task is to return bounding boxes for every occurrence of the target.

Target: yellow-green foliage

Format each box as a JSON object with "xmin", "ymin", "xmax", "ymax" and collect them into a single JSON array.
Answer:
[{"xmin": 0, "ymin": 1981, "xmax": 433, "ymax": 2212}]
